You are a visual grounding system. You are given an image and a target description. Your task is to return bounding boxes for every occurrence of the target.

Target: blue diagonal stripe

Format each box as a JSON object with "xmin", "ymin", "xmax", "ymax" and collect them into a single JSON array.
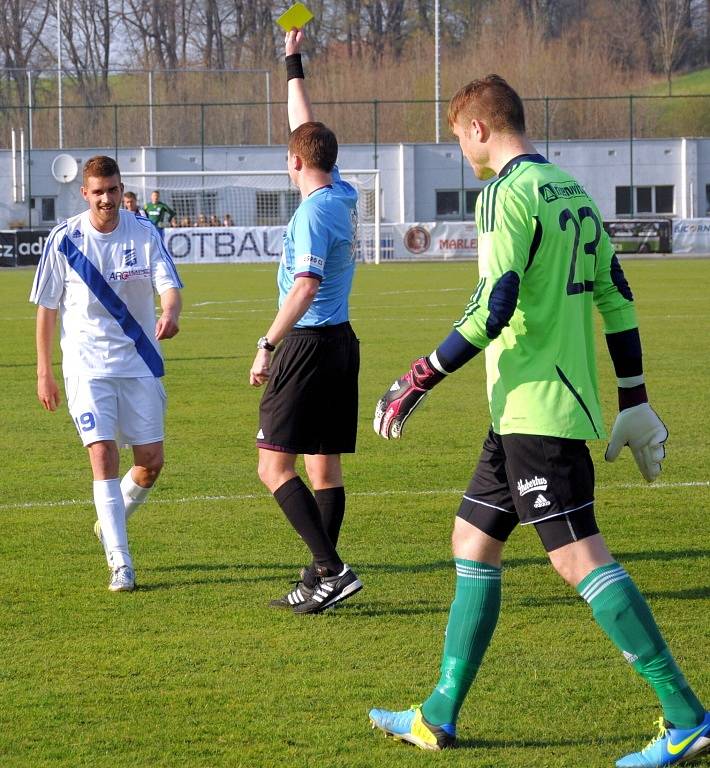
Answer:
[{"xmin": 58, "ymin": 234, "xmax": 164, "ymax": 377}]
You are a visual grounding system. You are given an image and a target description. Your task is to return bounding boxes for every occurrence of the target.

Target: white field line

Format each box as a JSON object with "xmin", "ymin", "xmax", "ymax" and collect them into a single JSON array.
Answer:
[
  {"xmin": 1, "ymin": 480, "xmax": 707, "ymax": 512},
  {"xmin": 190, "ymin": 287, "xmax": 465, "ymax": 308}
]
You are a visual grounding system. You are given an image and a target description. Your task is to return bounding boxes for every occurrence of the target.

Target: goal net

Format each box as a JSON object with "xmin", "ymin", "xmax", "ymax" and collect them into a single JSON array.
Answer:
[{"xmin": 122, "ymin": 169, "xmax": 381, "ymax": 263}]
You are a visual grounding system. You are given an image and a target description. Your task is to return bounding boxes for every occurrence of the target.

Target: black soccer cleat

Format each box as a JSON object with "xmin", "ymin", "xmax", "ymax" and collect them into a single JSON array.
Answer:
[
  {"xmin": 269, "ymin": 569, "xmax": 315, "ymax": 610},
  {"xmin": 291, "ymin": 564, "xmax": 362, "ymax": 615}
]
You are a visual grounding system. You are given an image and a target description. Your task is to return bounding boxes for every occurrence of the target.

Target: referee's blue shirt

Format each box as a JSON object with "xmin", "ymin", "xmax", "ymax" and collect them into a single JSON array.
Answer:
[{"xmin": 278, "ymin": 166, "xmax": 358, "ymax": 327}]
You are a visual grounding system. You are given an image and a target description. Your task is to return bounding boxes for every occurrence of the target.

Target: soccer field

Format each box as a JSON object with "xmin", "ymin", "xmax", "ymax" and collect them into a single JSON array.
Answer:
[{"xmin": 1, "ymin": 260, "xmax": 708, "ymax": 768}]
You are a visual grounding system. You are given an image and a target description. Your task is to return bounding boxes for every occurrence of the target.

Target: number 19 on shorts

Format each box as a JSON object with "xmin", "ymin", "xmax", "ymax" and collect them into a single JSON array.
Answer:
[{"xmin": 74, "ymin": 411, "xmax": 96, "ymax": 433}]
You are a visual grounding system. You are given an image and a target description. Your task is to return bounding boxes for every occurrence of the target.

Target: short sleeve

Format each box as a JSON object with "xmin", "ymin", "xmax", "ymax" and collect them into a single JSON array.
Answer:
[
  {"xmin": 29, "ymin": 224, "xmax": 68, "ymax": 309},
  {"xmin": 292, "ymin": 204, "xmax": 329, "ymax": 280},
  {"xmin": 151, "ymin": 227, "xmax": 184, "ymax": 293}
]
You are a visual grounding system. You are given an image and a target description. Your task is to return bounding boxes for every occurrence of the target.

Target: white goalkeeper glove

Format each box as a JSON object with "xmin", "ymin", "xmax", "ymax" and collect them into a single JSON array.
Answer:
[{"xmin": 604, "ymin": 402, "xmax": 668, "ymax": 482}]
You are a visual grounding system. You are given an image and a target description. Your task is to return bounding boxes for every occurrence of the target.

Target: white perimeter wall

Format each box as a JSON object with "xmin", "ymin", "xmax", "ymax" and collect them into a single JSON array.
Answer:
[{"xmin": 4, "ymin": 137, "xmax": 709, "ymax": 228}]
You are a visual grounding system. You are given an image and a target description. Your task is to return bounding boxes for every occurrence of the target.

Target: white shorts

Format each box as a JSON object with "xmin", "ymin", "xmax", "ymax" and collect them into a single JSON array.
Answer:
[{"xmin": 65, "ymin": 376, "xmax": 167, "ymax": 448}]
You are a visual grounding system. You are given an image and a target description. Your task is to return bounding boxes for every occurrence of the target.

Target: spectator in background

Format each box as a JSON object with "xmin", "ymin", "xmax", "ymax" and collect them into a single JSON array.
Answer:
[
  {"xmin": 196, "ymin": 213, "xmax": 208, "ymax": 227},
  {"xmin": 209, "ymin": 214, "xmax": 220, "ymax": 228},
  {"xmin": 144, "ymin": 191, "xmax": 176, "ymax": 240},
  {"xmin": 123, "ymin": 191, "xmax": 147, "ymax": 218},
  {"xmin": 223, "ymin": 213, "xmax": 234, "ymax": 227},
  {"xmin": 179, "ymin": 216, "xmax": 191, "ymax": 228}
]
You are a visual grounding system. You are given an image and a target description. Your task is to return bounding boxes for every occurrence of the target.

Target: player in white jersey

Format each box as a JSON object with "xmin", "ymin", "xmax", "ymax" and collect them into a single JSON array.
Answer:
[{"xmin": 30, "ymin": 155, "xmax": 183, "ymax": 593}]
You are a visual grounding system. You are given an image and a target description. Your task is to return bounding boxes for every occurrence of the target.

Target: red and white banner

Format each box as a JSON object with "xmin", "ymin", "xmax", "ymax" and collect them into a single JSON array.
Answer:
[{"xmin": 384, "ymin": 222, "xmax": 478, "ymax": 260}]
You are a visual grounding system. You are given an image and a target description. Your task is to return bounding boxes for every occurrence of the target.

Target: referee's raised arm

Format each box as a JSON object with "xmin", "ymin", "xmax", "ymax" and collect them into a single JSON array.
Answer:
[{"xmin": 285, "ymin": 28, "xmax": 314, "ymax": 131}]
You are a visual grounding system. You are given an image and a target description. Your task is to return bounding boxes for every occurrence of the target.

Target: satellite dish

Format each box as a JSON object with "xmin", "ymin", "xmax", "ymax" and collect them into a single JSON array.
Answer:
[{"xmin": 51, "ymin": 154, "xmax": 79, "ymax": 183}]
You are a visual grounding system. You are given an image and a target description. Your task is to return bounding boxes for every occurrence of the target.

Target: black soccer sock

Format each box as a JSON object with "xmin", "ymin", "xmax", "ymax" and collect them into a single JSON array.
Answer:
[
  {"xmin": 303, "ymin": 487, "xmax": 347, "ymax": 586},
  {"xmin": 316, "ymin": 486, "xmax": 346, "ymax": 548},
  {"xmin": 273, "ymin": 477, "xmax": 343, "ymax": 575}
]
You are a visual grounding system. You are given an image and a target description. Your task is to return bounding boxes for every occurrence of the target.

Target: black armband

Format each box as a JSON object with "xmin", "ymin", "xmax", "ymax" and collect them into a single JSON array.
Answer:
[
  {"xmin": 605, "ymin": 328, "xmax": 643, "ymax": 378},
  {"xmin": 286, "ymin": 54, "xmax": 304, "ymax": 81}
]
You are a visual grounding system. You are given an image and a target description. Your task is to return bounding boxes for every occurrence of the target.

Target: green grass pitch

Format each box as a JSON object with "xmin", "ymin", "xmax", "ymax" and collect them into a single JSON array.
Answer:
[{"xmin": 1, "ymin": 260, "xmax": 708, "ymax": 768}]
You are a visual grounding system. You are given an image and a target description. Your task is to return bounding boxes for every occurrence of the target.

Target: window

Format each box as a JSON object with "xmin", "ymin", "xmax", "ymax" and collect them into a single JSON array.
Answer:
[
  {"xmin": 615, "ymin": 185, "xmax": 673, "ymax": 216},
  {"xmin": 464, "ymin": 190, "xmax": 480, "ymax": 217},
  {"xmin": 171, "ymin": 192, "xmax": 198, "ymax": 222},
  {"xmin": 655, "ymin": 186, "xmax": 674, "ymax": 214},
  {"xmin": 436, "ymin": 189, "xmax": 480, "ymax": 220},
  {"xmin": 255, "ymin": 190, "xmax": 300, "ymax": 226},
  {"xmin": 200, "ymin": 191, "xmax": 218, "ymax": 218},
  {"xmin": 616, "ymin": 186, "xmax": 632, "ymax": 215},
  {"xmin": 636, "ymin": 187, "xmax": 652, "ymax": 213},
  {"xmin": 436, "ymin": 190, "xmax": 460, "ymax": 218},
  {"xmin": 30, "ymin": 196, "xmax": 57, "ymax": 223}
]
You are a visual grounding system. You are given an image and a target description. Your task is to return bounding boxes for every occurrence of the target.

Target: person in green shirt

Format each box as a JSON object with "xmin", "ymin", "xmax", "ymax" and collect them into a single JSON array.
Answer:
[
  {"xmin": 144, "ymin": 191, "xmax": 176, "ymax": 240},
  {"xmin": 369, "ymin": 75, "xmax": 708, "ymax": 768}
]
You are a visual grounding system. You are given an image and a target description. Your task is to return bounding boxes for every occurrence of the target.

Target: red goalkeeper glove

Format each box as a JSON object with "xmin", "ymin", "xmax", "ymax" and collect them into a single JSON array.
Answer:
[{"xmin": 373, "ymin": 357, "xmax": 445, "ymax": 440}]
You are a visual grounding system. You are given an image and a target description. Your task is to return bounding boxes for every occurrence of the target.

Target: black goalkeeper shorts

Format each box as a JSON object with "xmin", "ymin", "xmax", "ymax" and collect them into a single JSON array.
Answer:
[
  {"xmin": 257, "ymin": 322, "xmax": 359, "ymax": 455},
  {"xmin": 457, "ymin": 427, "xmax": 599, "ymax": 552}
]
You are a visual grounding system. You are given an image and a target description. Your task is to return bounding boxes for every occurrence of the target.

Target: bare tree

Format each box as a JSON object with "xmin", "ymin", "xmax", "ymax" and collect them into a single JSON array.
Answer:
[
  {"xmin": 122, "ymin": 0, "xmax": 197, "ymax": 70},
  {"xmin": 61, "ymin": 0, "xmax": 114, "ymax": 106},
  {"xmin": 646, "ymin": 0, "xmax": 692, "ymax": 94},
  {"xmin": 361, "ymin": 0, "xmax": 409, "ymax": 59},
  {"xmin": 0, "ymin": 0, "xmax": 51, "ymax": 105}
]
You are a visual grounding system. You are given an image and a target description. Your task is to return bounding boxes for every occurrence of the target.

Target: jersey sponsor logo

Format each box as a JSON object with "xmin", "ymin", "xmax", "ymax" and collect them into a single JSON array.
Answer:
[
  {"xmin": 539, "ymin": 181, "xmax": 587, "ymax": 203},
  {"xmin": 533, "ymin": 493, "xmax": 551, "ymax": 509},
  {"xmin": 517, "ymin": 475, "xmax": 548, "ymax": 496},
  {"xmin": 123, "ymin": 247, "xmax": 137, "ymax": 267},
  {"xmin": 299, "ymin": 254, "xmax": 325, "ymax": 270},
  {"xmin": 108, "ymin": 267, "xmax": 151, "ymax": 282}
]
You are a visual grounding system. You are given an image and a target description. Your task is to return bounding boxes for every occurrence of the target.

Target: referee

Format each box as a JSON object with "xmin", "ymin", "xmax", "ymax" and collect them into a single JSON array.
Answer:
[{"xmin": 249, "ymin": 27, "xmax": 362, "ymax": 615}]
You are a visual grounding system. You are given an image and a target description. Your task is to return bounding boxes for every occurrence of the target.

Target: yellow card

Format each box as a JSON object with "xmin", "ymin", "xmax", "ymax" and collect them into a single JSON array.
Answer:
[{"xmin": 276, "ymin": 2, "xmax": 314, "ymax": 31}]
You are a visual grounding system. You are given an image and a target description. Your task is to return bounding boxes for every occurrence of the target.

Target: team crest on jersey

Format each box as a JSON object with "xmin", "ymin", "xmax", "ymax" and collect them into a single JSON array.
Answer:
[
  {"xmin": 539, "ymin": 181, "xmax": 587, "ymax": 203},
  {"xmin": 123, "ymin": 248, "xmax": 137, "ymax": 267}
]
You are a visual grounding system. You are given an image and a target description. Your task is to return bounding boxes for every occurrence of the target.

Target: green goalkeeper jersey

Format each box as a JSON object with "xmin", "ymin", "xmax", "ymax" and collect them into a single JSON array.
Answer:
[{"xmin": 454, "ymin": 154, "xmax": 637, "ymax": 440}]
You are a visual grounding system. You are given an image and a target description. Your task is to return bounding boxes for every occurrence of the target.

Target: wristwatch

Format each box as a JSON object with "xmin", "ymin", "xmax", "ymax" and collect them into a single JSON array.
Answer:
[{"xmin": 257, "ymin": 336, "xmax": 276, "ymax": 352}]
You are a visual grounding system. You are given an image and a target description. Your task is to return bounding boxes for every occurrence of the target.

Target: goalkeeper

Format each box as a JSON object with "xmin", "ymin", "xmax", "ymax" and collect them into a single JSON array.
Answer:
[{"xmin": 369, "ymin": 75, "xmax": 708, "ymax": 768}]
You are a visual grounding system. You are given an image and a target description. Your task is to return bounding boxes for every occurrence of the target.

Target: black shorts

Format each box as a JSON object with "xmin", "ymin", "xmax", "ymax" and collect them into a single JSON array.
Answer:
[
  {"xmin": 457, "ymin": 428, "xmax": 599, "ymax": 552},
  {"xmin": 257, "ymin": 322, "xmax": 359, "ymax": 455}
]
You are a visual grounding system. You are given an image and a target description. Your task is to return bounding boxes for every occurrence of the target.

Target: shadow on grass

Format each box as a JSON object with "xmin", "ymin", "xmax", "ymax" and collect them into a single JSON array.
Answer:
[
  {"xmin": 456, "ymin": 732, "xmax": 633, "ymax": 750},
  {"xmin": 337, "ymin": 599, "xmax": 448, "ymax": 618},
  {"xmin": 644, "ymin": 586, "xmax": 710, "ymax": 600},
  {"xmin": 614, "ymin": 549, "xmax": 710, "ymax": 564},
  {"xmin": 148, "ymin": 562, "xmax": 301, "ymax": 573}
]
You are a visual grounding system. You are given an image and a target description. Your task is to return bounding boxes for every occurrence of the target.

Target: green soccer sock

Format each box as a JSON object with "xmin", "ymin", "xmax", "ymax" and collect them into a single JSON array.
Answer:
[
  {"xmin": 578, "ymin": 563, "xmax": 705, "ymax": 728},
  {"xmin": 422, "ymin": 559, "xmax": 501, "ymax": 727}
]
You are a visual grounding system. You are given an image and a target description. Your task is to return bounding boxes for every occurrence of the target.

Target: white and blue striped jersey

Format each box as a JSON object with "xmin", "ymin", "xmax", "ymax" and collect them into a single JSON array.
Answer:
[
  {"xmin": 30, "ymin": 209, "xmax": 183, "ymax": 378},
  {"xmin": 278, "ymin": 166, "xmax": 358, "ymax": 327}
]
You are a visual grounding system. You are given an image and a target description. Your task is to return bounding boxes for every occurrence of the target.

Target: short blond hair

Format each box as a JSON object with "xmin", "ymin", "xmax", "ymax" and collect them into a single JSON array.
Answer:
[{"xmin": 448, "ymin": 75, "xmax": 526, "ymax": 134}]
